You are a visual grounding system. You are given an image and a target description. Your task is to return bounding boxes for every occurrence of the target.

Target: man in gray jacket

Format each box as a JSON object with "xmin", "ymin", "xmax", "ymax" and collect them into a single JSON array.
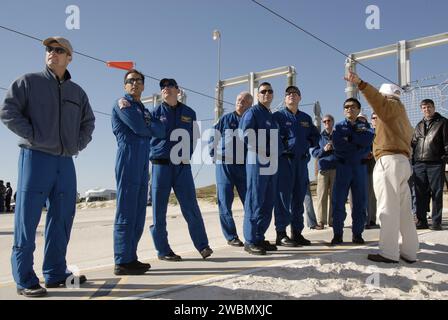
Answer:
[{"xmin": 0, "ymin": 36, "xmax": 95, "ymax": 297}]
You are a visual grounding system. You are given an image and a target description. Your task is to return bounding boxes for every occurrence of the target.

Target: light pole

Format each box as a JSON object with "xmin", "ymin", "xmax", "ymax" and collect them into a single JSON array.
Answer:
[
  {"xmin": 213, "ymin": 29, "xmax": 224, "ymax": 121},
  {"xmin": 212, "ymin": 29, "xmax": 221, "ymax": 83}
]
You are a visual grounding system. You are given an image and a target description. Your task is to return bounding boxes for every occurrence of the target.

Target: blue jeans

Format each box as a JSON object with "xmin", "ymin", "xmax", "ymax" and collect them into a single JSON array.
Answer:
[
  {"xmin": 304, "ymin": 184, "xmax": 317, "ymax": 228},
  {"xmin": 413, "ymin": 162, "xmax": 444, "ymax": 225}
]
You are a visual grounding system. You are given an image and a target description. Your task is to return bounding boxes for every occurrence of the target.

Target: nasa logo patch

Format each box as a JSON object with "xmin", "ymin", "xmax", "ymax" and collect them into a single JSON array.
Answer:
[{"xmin": 181, "ymin": 116, "xmax": 192, "ymax": 123}]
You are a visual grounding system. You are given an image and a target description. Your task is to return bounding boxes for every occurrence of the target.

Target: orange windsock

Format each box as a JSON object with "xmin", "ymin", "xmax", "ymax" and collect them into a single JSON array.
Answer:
[{"xmin": 106, "ymin": 61, "xmax": 134, "ymax": 71}]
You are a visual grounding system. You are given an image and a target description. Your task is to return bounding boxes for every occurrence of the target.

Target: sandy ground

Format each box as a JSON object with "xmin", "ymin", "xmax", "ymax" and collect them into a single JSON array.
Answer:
[
  {"xmin": 1, "ymin": 196, "xmax": 447, "ymax": 300},
  {"xmin": 153, "ymin": 230, "xmax": 448, "ymax": 300},
  {"xmin": 149, "ymin": 197, "xmax": 448, "ymax": 300}
]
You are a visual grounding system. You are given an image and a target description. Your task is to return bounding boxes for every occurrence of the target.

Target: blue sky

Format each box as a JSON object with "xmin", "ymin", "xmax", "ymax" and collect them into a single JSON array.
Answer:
[{"xmin": 1, "ymin": 0, "xmax": 447, "ymax": 194}]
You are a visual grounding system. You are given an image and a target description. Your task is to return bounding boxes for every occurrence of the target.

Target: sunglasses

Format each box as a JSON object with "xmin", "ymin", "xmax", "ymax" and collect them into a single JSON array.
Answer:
[
  {"xmin": 161, "ymin": 84, "xmax": 177, "ymax": 89},
  {"xmin": 45, "ymin": 46, "xmax": 67, "ymax": 55},
  {"xmin": 125, "ymin": 78, "xmax": 144, "ymax": 85},
  {"xmin": 259, "ymin": 89, "xmax": 273, "ymax": 95}
]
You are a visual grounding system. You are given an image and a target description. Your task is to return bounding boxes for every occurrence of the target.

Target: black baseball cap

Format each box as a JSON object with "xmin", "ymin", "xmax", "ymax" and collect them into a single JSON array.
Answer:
[
  {"xmin": 285, "ymin": 85, "xmax": 301, "ymax": 96},
  {"xmin": 159, "ymin": 78, "xmax": 178, "ymax": 89}
]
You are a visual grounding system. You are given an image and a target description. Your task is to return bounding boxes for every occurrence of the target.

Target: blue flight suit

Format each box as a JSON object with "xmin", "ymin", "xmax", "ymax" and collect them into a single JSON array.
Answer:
[
  {"xmin": 150, "ymin": 102, "xmax": 209, "ymax": 256},
  {"xmin": 208, "ymin": 111, "xmax": 246, "ymax": 241},
  {"xmin": 273, "ymin": 108, "xmax": 320, "ymax": 234},
  {"xmin": 332, "ymin": 118, "xmax": 374, "ymax": 237},
  {"xmin": 239, "ymin": 103, "xmax": 281, "ymax": 245},
  {"xmin": 112, "ymin": 94, "xmax": 165, "ymax": 265}
]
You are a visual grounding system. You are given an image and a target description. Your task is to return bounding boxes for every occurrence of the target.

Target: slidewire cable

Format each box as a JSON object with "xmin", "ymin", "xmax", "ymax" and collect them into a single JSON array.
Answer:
[
  {"xmin": 250, "ymin": 0, "xmax": 399, "ymax": 86},
  {"xmin": 0, "ymin": 25, "xmax": 234, "ymax": 107}
]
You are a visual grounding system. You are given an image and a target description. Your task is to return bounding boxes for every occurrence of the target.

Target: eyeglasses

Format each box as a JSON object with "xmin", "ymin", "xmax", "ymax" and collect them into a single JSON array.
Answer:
[
  {"xmin": 46, "ymin": 46, "xmax": 67, "ymax": 55},
  {"xmin": 161, "ymin": 84, "xmax": 177, "ymax": 90},
  {"xmin": 259, "ymin": 89, "xmax": 273, "ymax": 95},
  {"xmin": 125, "ymin": 78, "xmax": 144, "ymax": 85},
  {"xmin": 323, "ymin": 120, "xmax": 332, "ymax": 123},
  {"xmin": 285, "ymin": 91, "xmax": 300, "ymax": 96}
]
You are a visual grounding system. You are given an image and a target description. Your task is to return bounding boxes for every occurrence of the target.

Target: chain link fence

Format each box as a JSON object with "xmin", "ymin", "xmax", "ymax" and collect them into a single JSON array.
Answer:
[{"xmin": 402, "ymin": 76, "xmax": 448, "ymax": 126}]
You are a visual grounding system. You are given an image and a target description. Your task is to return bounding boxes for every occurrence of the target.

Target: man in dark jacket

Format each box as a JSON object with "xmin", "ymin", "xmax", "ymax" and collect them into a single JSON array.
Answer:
[
  {"xmin": 0, "ymin": 36, "xmax": 95, "ymax": 297},
  {"xmin": 0, "ymin": 180, "xmax": 5, "ymax": 213},
  {"xmin": 412, "ymin": 99, "xmax": 448, "ymax": 231},
  {"xmin": 5, "ymin": 182, "xmax": 13, "ymax": 213}
]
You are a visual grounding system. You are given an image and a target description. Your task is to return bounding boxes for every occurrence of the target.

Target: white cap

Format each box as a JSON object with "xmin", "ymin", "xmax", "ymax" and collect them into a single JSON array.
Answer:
[{"xmin": 379, "ymin": 83, "xmax": 401, "ymax": 99}]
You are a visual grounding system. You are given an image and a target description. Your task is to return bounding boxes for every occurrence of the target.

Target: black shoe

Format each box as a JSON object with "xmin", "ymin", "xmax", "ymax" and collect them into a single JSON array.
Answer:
[
  {"xmin": 400, "ymin": 255, "xmax": 417, "ymax": 264},
  {"xmin": 134, "ymin": 260, "xmax": 151, "ymax": 269},
  {"xmin": 260, "ymin": 240, "xmax": 278, "ymax": 251},
  {"xmin": 114, "ymin": 260, "xmax": 151, "ymax": 275},
  {"xmin": 352, "ymin": 235, "xmax": 365, "ymax": 244},
  {"xmin": 275, "ymin": 236, "xmax": 297, "ymax": 247},
  {"xmin": 158, "ymin": 251, "xmax": 182, "ymax": 262},
  {"xmin": 429, "ymin": 224, "xmax": 442, "ymax": 231},
  {"xmin": 367, "ymin": 254, "xmax": 398, "ymax": 263},
  {"xmin": 17, "ymin": 284, "xmax": 47, "ymax": 297},
  {"xmin": 276, "ymin": 231, "xmax": 297, "ymax": 247},
  {"xmin": 369, "ymin": 222, "xmax": 379, "ymax": 229},
  {"xmin": 416, "ymin": 221, "xmax": 429, "ymax": 229},
  {"xmin": 244, "ymin": 243, "xmax": 266, "ymax": 255},
  {"xmin": 330, "ymin": 235, "xmax": 343, "ymax": 245},
  {"xmin": 45, "ymin": 275, "xmax": 87, "ymax": 288},
  {"xmin": 200, "ymin": 246, "xmax": 213, "ymax": 259},
  {"xmin": 227, "ymin": 238, "xmax": 244, "ymax": 247},
  {"xmin": 292, "ymin": 233, "xmax": 311, "ymax": 246},
  {"xmin": 122, "ymin": 259, "xmax": 151, "ymax": 269}
]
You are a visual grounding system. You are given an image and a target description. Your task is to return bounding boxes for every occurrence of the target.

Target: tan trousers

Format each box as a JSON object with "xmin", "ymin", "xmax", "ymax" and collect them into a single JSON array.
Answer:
[
  {"xmin": 366, "ymin": 159, "xmax": 377, "ymax": 224},
  {"xmin": 374, "ymin": 154, "xmax": 419, "ymax": 261},
  {"xmin": 316, "ymin": 169, "xmax": 336, "ymax": 226}
]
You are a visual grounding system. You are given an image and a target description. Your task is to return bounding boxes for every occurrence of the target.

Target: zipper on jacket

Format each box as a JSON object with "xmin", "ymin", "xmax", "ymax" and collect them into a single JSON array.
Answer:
[{"xmin": 58, "ymin": 82, "xmax": 64, "ymax": 155}]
